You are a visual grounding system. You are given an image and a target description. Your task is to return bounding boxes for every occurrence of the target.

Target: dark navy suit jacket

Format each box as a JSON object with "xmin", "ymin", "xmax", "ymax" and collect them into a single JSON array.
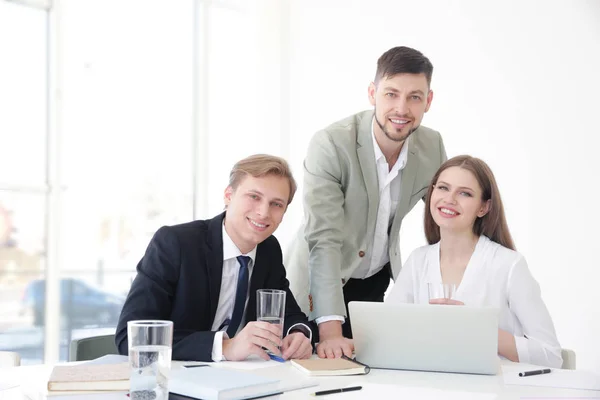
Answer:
[{"xmin": 115, "ymin": 212, "xmax": 312, "ymax": 361}]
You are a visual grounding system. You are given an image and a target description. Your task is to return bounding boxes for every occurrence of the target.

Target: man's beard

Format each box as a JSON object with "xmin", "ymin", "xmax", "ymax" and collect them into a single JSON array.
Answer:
[{"xmin": 374, "ymin": 111, "xmax": 418, "ymax": 143}]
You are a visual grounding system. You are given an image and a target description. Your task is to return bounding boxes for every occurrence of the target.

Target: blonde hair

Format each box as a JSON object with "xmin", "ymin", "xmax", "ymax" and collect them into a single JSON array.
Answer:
[
  {"xmin": 424, "ymin": 155, "xmax": 515, "ymax": 250},
  {"xmin": 229, "ymin": 154, "xmax": 297, "ymax": 205}
]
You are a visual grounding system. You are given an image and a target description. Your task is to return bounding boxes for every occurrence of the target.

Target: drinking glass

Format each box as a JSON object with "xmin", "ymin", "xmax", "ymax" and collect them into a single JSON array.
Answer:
[
  {"xmin": 128, "ymin": 320, "xmax": 173, "ymax": 400},
  {"xmin": 427, "ymin": 283, "xmax": 457, "ymax": 301},
  {"xmin": 256, "ymin": 289, "xmax": 285, "ymax": 355}
]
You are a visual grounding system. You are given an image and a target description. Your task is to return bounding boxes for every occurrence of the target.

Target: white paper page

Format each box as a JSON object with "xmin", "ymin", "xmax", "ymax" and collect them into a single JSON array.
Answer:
[
  {"xmin": 252, "ymin": 365, "xmax": 319, "ymax": 393},
  {"xmin": 0, "ymin": 381, "xmax": 19, "ymax": 391},
  {"xmin": 83, "ymin": 355, "xmax": 128, "ymax": 364},
  {"xmin": 328, "ymin": 384, "xmax": 498, "ymax": 399},
  {"xmin": 210, "ymin": 354, "xmax": 282, "ymax": 370},
  {"xmin": 83, "ymin": 354, "xmax": 277, "ymax": 371},
  {"xmin": 502, "ymin": 365, "xmax": 600, "ymax": 391},
  {"xmin": 172, "ymin": 360, "xmax": 210, "ymax": 369}
]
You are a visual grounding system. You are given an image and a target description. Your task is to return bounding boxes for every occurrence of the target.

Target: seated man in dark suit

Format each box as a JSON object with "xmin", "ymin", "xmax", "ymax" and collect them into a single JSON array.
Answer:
[{"xmin": 115, "ymin": 154, "xmax": 313, "ymax": 362}]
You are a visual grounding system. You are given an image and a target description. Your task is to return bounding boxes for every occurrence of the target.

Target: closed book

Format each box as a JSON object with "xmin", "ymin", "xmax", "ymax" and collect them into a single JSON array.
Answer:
[
  {"xmin": 47, "ymin": 363, "xmax": 130, "ymax": 392},
  {"xmin": 291, "ymin": 358, "xmax": 369, "ymax": 376},
  {"xmin": 169, "ymin": 366, "xmax": 280, "ymax": 400}
]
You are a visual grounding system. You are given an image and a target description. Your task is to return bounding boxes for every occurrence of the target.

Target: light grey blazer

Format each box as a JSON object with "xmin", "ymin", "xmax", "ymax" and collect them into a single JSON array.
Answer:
[{"xmin": 285, "ymin": 110, "xmax": 446, "ymax": 320}]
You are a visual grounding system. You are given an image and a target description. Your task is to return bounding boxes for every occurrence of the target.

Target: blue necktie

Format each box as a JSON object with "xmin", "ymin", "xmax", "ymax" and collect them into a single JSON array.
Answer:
[{"xmin": 226, "ymin": 256, "xmax": 250, "ymax": 338}]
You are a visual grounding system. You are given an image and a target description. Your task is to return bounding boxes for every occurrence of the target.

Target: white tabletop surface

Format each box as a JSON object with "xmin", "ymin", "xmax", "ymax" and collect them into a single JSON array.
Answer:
[{"xmin": 1, "ymin": 359, "xmax": 599, "ymax": 400}]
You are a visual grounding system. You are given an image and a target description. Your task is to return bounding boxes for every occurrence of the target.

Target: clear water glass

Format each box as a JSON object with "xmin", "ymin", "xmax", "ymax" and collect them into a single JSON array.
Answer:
[
  {"xmin": 128, "ymin": 320, "xmax": 173, "ymax": 400},
  {"xmin": 256, "ymin": 289, "xmax": 286, "ymax": 354},
  {"xmin": 427, "ymin": 282, "xmax": 457, "ymax": 301}
]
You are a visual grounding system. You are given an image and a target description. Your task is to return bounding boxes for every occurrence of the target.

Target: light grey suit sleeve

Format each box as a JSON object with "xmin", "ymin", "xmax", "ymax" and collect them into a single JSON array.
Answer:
[
  {"xmin": 421, "ymin": 133, "xmax": 447, "ymax": 202},
  {"xmin": 439, "ymin": 134, "xmax": 447, "ymax": 164},
  {"xmin": 303, "ymin": 131, "xmax": 347, "ymax": 319}
]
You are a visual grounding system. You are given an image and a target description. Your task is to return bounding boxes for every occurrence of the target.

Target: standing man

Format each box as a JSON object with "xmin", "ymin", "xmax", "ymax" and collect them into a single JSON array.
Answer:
[
  {"xmin": 116, "ymin": 154, "xmax": 313, "ymax": 362},
  {"xmin": 285, "ymin": 46, "xmax": 446, "ymax": 358}
]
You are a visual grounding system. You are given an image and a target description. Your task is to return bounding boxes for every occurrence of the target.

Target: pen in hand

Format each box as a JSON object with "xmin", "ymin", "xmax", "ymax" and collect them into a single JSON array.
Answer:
[
  {"xmin": 518, "ymin": 368, "xmax": 552, "ymax": 377},
  {"xmin": 268, "ymin": 353, "xmax": 285, "ymax": 363},
  {"xmin": 312, "ymin": 386, "xmax": 362, "ymax": 396}
]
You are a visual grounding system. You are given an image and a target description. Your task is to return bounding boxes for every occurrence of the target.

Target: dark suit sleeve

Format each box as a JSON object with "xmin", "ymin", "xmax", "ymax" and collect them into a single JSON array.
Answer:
[
  {"xmin": 115, "ymin": 226, "xmax": 217, "ymax": 361},
  {"xmin": 265, "ymin": 239, "xmax": 316, "ymax": 343}
]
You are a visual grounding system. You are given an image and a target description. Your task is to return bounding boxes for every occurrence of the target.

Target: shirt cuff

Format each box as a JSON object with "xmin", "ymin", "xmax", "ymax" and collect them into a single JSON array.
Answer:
[
  {"xmin": 315, "ymin": 315, "xmax": 345, "ymax": 325},
  {"xmin": 211, "ymin": 331, "xmax": 228, "ymax": 362},
  {"xmin": 287, "ymin": 323, "xmax": 313, "ymax": 343}
]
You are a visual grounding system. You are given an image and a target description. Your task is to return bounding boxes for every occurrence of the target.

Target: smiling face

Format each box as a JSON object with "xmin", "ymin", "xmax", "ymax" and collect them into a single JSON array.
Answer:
[
  {"xmin": 429, "ymin": 166, "xmax": 490, "ymax": 235},
  {"xmin": 223, "ymin": 174, "xmax": 289, "ymax": 254},
  {"xmin": 368, "ymin": 73, "xmax": 433, "ymax": 144}
]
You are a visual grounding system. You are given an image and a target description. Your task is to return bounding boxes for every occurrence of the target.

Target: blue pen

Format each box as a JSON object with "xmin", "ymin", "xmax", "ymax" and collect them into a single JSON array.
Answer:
[{"xmin": 269, "ymin": 353, "xmax": 285, "ymax": 363}]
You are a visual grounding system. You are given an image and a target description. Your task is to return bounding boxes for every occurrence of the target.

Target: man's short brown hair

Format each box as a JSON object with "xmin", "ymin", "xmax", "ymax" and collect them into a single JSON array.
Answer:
[
  {"xmin": 375, "ymin": 46, "xmax": 434, "ymax": 87},
  {"xmin": 228, "ymin": 154, "xmax": 297, "ymax": 205}
]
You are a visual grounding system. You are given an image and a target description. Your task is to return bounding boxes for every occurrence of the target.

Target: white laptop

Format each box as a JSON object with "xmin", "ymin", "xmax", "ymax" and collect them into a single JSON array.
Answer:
[{"xmin": 349, "ymin": 301, "xmax": 500, "ymax": 375}]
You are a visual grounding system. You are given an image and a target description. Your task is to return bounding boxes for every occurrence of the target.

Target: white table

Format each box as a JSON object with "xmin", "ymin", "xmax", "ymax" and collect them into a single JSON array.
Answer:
[{"xmin": 1, "ymin": 360, "xmax": 598, "ymax": 400}]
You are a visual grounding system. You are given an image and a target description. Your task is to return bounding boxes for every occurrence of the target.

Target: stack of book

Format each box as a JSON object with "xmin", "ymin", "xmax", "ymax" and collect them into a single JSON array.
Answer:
[{"xmin": 24, "ymin": 362, "xmax": 129, "ymax": 400}]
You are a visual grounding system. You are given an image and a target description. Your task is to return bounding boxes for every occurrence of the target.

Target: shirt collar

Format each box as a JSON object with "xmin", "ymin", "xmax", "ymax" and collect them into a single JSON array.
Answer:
[
  {"xmin": 222, "ymin": 222, "xmax": 257, "ymax": 263},
  {"xmin": 371, "ymin": 117, "xmax": 409, "ymax": 170}
]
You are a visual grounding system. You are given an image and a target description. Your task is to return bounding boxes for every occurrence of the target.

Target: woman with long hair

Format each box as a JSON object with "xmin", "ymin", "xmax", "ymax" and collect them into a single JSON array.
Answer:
[{"xmin": 386, "ymin": 155, "xmax": 562, "ymax": 368}]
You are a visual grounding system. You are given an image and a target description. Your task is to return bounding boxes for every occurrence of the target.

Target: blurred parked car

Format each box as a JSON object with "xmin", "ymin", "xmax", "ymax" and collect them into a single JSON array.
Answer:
[{"xmin": 20, "ymin": 278, "xmax": 125, "ymax": 328}]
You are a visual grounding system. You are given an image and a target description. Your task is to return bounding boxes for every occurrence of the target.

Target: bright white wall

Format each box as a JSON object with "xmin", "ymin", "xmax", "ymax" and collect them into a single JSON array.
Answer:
[
  {"xmin": 282, "ymin": 0, "xmax": 600, "ymax": 372},
  {"xmin": 204, "ymin": 0, "xmax": 292, "ymax": 217}
]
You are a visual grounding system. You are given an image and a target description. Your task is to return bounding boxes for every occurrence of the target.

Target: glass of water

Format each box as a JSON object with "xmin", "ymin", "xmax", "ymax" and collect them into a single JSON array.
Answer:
[
  {"xmin": 128, "ymin": 320, "xmax": 173, "ymax": 400},
  {"xmin": 256, "ymin": 289, "xmax": 285, "ymax": 355},
  {"xmin": 427, "ymin": 282, "xmax": 457, "ymax": 301}
]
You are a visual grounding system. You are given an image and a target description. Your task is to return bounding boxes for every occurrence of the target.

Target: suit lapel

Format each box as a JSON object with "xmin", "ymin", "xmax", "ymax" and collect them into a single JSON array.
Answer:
[
  {"xmin": 206, "ymin": 213, "xmax": 225, "ymax": 325},
  {"xmin": 246, "ymin": 243, "xmax": 267, "ymax": 322},
  {"xmin": 356, "ymin": 111, "xmax": 379, "ymax": 237}
]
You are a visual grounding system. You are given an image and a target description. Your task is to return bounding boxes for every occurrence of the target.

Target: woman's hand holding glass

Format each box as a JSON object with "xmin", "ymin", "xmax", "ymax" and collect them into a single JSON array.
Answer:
[
  {"xmin": 428, "ymin": 298, "xmax": 464, "ymax": 305},
  {"xmin": 427, "ymin": 282, "xmax": 463, "ymax": 305}
]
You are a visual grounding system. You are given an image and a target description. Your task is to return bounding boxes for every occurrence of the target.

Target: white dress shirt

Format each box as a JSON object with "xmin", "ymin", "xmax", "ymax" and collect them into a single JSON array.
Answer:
[
  {"xmin": 386, "ymin": 235, "xmax": 563, "ymax": 368},
  {"xmin": 317, "ymin": 119, "xmax": 408, "ymax": 325},
  {"xmin": 352, "ymin": 121, "xmax": 408, "ymax": 278},
  {"xmin": 210, "ymin": 224, "xmax": 257, "ymax": 361},
  {"xmin": 212, "ymin": 224, "xmax": 312, "ymax": 361}
]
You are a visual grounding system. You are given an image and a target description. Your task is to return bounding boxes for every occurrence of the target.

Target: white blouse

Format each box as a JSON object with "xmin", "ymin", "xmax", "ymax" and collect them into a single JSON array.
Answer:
[{"xmin": 386, "ymin": 235, "xmax": 563, "ymax": 368}]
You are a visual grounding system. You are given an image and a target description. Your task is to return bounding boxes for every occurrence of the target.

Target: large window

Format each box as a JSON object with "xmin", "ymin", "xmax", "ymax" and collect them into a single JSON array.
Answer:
[
  {"xmin": 0, "ymin": 1, "xmax": 48, "ymax": 365},
  {"xmin": 58, "ymin": 0, "xmax": 194, "ymax": 358},
  {"xmin": 1, "ymin": 0, "xmax": 286, "ymax": 364}
]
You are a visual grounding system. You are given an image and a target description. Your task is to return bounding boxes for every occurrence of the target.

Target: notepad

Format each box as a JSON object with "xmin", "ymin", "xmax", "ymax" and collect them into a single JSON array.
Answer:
[
  {"xmin": 47, "ymin": 363, "xmax": 130, "ymax": 392},
  {"xmin": 169, "ymin": 366, "xmax": 281, "ymax": 400},
  {"xmin": 291, "ymin": 358, "xmax": 369, "ymax": 376}
]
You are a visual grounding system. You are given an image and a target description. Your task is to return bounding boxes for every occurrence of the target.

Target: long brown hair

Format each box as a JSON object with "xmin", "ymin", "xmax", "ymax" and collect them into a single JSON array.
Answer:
[{"xmin": 424, "ymin": 155, "xmax": 515, "ymax": 250}]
